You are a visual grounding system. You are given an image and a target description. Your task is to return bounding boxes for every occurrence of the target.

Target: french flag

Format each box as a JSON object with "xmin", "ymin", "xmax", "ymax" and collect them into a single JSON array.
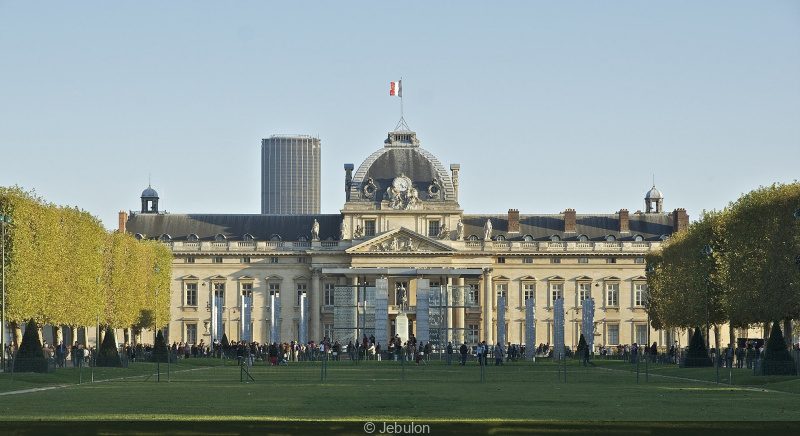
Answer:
[{"xmin": 390, "ymin": 80, "xmax": 402, "ymax": 97}]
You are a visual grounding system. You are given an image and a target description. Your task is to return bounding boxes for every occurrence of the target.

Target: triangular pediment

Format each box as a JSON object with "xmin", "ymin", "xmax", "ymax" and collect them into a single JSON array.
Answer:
[
  {"xmin": 575, "ymin": 275, "xmax": 594, "ymax": 282},
  {"xmin": 346, "ymin": 227, "xmax": 457, "ymax": 254},
  {"xmin": 547, "ymin": 275, "xmax": 565, "ymax": 282},
  {"xmin": 182, "ymin": 275, "xmax": 200, "ymax": 281},
  {"xmin": 632, "ymin": 275, "xmax": 647, "ymax": 281}
]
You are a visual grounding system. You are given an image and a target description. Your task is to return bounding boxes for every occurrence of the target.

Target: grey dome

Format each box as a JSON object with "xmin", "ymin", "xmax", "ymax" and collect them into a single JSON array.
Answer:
[
  {"xmin": 142, "ymin": 185, "xmax": 159, "ymax": 198},
  {"xmin": 645, "ymin": 186, "xmax": 662, "ymax": 200}
]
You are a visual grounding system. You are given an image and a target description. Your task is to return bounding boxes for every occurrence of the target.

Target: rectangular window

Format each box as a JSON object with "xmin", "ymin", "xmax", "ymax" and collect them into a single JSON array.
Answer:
[
  {"xmin": 324, "ymin": 324, "xmax": 334, "ymax": 340},
  {"xmin": 241, "ymin": 283, "xmax": 253, "ymax": 299},
  {"xmin": 185, "ymin": 257, "xmax": 195, "ymax": 264},
  {"xmin": 523, "ymin": 257, "xmax": 533, "ymax": 264},
  {"xmin": 324, "ymin": 283, "xmax": 335, "ymax": 305},
  {"xmin": 268, "ymin": 283, "xmax": 280, "ymax": 300},
  {"xmin": 298, "ymin": 257, "xmax": 307, "ymax": 264},
  {"xmin": 364, "ymin": 219, "xmax": 376, "ymax": 236},
  {"xmin": 523, "ymin": 284, "xmax": 535, "ymax": 302},
  {"xmin": 608, "ymin": 324, "xmax": 619, "ymax": 345},
  {"xmin": 550, "ymin": 283, "xmax": 563, "ymax": 306},
  {"xmin": 606, "ymin": 284, "xmax": 619, "ymax": 307},
  {"xmin": 635, "ymin": 257, "xmax": 645, "ymax": 264},
  {"xmin": 185, "ymin": 283, "xmax": 198, "ymax": 306},
  {"xmin": 213, "ymin": 283, "xmax": 225, "ymax": 304},
  {"xmin": 578, "ymin": 258, "xmax": 589, "ymax": 264},
  {"xmin": 634, "ymin": 283, "xmax": 647, "ymax": 307},
  {"xmin": 550, "ymin": 258, "xmax": 561, "ymax": 264},
  {"xmin": 495, "ymin": 283, "xmax": 507, "ymax": 299},
  {"xmin": 186, "ymin": 323, "xmax": 197, "ymax": 344},
  {"xmin": 428, "ymin": 220, "xmax": 440, "ymax": 237},
  {"xmin": 467, "ymin": 324, "xmax": 479, "ymax": 345},
  {"xmin": 468, "ymin": 284, "xmax": 479, "ymax": 305},
  {"xmin": 297, "ymin": 284, "xmax": 307, "ymax": 305},
  {"xmin": 496, "ymin": 257, "xmax": 506, "ymax": 264},
  {"xmin": 241, "ymin": 257, "xmax": 251, "ymax": 264},
  {"xmin": 606, "ymin": 257, "xmax": 617, "ymax": 264},
  {"xmin": 213, "ymin": 257, "xmax": 223, "ymax": 264},
  {"xmin": 578, "ymin": 283, "xmax": 591, "ymax": 302},
  {"xmin": 270, "ymin": 257, "xmax": 279, "ymax": 264},
  {"xmin": 635, "ymin": 324, "xmax": 647, "ymax": 345}
]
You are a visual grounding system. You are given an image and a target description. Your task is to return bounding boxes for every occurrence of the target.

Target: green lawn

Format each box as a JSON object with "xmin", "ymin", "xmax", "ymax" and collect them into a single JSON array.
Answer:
[{"xmin": 1, "ymin": 357, "xmax": 798, "ymax": 423}]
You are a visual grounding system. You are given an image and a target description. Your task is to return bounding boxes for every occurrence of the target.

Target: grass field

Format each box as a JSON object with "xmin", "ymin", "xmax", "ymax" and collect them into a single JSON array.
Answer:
[{"xmin": 1, "ymin": 357, "xmax": 799, "ymax": 435}]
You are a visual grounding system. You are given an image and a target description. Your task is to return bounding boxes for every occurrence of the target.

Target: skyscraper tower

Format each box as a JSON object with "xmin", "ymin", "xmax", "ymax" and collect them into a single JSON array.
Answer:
[{"xmin": 261, "ymin": 135, "xmax": 321, "ymax": 214}]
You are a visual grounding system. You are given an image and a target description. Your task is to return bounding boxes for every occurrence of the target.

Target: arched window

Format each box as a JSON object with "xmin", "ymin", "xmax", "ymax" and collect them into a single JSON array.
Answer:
[
  {"xmin": 467, "ymin": 235, "xmax": 479, "ymax": 241},
  {"xmin": 634, "ymin": 235, "xmax": 644, "ymax": 242},
  {"xmin": 324, "ymin": 235, "xmax": 336, "ymax": 241},
  {"xmin": 605, "ymin": 235, "xmax": 616, "ymax": 242},
  {"xmin": 550, "ymin": 235, "xmax": 561, "ymax": 242},
  {"xmin": 578, "ymin": 235, "xmax": 589, "ymax": 242},
  {"xmin": 270, "ymin": 234, "xmax": 282, "ymax": 241},
  {"xmin": 134, "ymin": 233, "xmax": 143, "ymax": 241},
  {"xmin": 215, "ymin": 234, "xmax": 226, "ymax": 242},
  {"xmin": 659, "ymin": 234, "xmax": 670, "ymax": 242},
  {"xmin": 298, "ymin": 235, "xmax": 308, "ymax": 242},
  {"xmin": 243, "ymin": 234, "xmax": 254, "ymax": 241},
  {"xmin": 188, "ymin": 234, "xmax": 199, "ymax": 242},
  {"xmin": 495, "ymin": 235, "xmax": 505, "ymax": 241},
  {"xmin": 160, "ymin": 234, "xmax": 171, "ymax": 242},
  {"xmin": 523, "ymin": 235, "xmax": 534, "ymax": 242}
]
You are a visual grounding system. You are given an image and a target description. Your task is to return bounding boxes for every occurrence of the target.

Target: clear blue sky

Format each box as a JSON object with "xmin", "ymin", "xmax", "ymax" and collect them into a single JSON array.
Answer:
[{"xmin": 1, "ymin": 2, "xmax": 798, "ymax": 230}]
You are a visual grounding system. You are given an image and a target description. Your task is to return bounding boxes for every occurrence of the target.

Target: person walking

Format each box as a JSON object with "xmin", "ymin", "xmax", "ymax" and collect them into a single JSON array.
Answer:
[
  {"xmin": 446, "ymin": 342, "xmax": 453, "ymax": 365},
  {"xmin": 459, "ymin": 343, "xmax": 468, "ymax": 366}
]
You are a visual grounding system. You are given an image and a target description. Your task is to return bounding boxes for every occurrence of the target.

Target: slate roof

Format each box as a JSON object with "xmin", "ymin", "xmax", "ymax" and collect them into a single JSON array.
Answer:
[
  {"xmin": 126, "ymin": 213, "xmax": 343, "ymax": 242},
  {"xmin": 462, "ymin": 213, "xmax": 674, "ymax": 241}
]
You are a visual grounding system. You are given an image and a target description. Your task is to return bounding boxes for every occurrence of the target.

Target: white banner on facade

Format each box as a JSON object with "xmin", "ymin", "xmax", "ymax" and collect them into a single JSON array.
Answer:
[
  {"xmin": 270, "ymin": 294, "xmax": 280, "ymax": 344},
  {"xmin": 553, "ymin": 298, "xmax": 565, "ymax": 360},
  {"xmin": 416, "ymin": 279, "xmax": 430, "ymax": 343},
  {"xmin": 299, "ymin": 293, "xmax": 308, "ymax": 345},
  {"xmin": 375, "ymin": 279, "xmax": 389, "ymax": 343},
  {"xmin": 241, "ymin": 295, "xmax": 252, "ymax": 342},
  {"xmin": 212, "ymin": 296, "xmax": 224, "ymax": 344},
  {"xmin": 581, "ymin": 297, "xmax": 595, "ymax": 353},
  {"xmin": 497, "ymin": 296, "xmax": 506, "ymax": 348},
  {"xmin": 525, "ymin": 298, "xmax": 536, "ymax": 361}
]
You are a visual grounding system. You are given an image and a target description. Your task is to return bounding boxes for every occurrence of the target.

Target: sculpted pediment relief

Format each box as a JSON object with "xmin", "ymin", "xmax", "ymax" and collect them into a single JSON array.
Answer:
[{"xmin": 346, "ymin": 228, "xmax": 455, "ymax": 254}]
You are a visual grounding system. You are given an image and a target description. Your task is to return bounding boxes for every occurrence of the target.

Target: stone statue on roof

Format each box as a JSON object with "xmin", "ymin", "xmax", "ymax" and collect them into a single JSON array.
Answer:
[
  {"xmin": 484, "ymin": 219, "xmax": 493, "ymax": 241},
  {"xmin": 456, "ymin": 219, "xmax": 464, "ymax": 241},
  {"xmin": 311, "ymin": 219, "xmax": 320, "ymax": 241}
]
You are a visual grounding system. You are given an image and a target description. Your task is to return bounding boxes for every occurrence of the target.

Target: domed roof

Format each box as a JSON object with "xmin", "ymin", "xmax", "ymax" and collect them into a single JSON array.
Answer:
[
  {"xmin": 348, "ymin": 131, "xmax": 456, "ymax": 203},
  {"xmin": 645, "ymin": 185, "xmax": 662, "ymax": 200},
  {"xmin": 142, "ymin": 185, "xmax": 159, "ymax": 198}
]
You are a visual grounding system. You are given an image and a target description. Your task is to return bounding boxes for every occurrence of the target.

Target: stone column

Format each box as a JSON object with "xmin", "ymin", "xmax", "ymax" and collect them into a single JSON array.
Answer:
[
  {"xmin": 456, "ymin": 277, "xmax": 465, "ymax": 334},
  {"xmin": 310, "ymin": 268, "xmax": 321, "ymax": 343},
  {"xmin": 483, "ymin": 268, "xmax": 493, "ymax": 345}
]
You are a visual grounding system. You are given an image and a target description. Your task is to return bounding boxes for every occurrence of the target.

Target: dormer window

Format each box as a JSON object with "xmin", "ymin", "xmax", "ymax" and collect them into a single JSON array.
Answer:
[
  {"xmin": 467, "ymin": 235, "xmax": 479, "ymax": 241},
  {"xmin": 134, "ymin": 233, "xmax": 143, "ymax": 241},
  {"xmin": 160, "ymin": 234, "xmax": 171, "ymax": 242},
  {"xmin": 298, "ymin": 235, "xmax": 308, "ymax": 242},
  {"xmin": 188, "ymin": 234, "xmax": 199, "ymax": 242},
  {"xmin": 270, "ymin": 234, "xmax": 282, "ymax": 241},
  {"xmin": 215, "ymin": 234, "xmax": 227, "ymax": 242},
  {"xmin": 523, "ymin": 235, "xmax": 534, "ymax": 242},
  {"xmin": 634, "ymin": 235, "xmax": 644, "ymax": 242},
  {"xmin": 495, "ymin": 235, "xmax": 505, "ymax": 241},
  {"xmin": 578, "ymin": 235, "xmax": 589, "ymax": 242},
  {"xmin": 550, "ymin": 235, "xmax": 561, "ymax": 242},
  {"xmin": 605, "ymin": 235, "xmax": 616, "ymax": 242},
  {"xmin": 243, "ymin": 234, "xmax": 254, "ymax": 242}
]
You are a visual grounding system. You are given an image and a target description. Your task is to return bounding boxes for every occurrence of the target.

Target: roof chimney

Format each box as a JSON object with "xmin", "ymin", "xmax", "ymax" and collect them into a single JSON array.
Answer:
[
  {"xmin": 563, "ymin": 209, "xmax": 576, "ymax": 233},
  {"xmin": 508, "ymin": 209, "xmax": 520, "ymax": 233},
  {"xmin": 618, "ymin": 209, "xmax": 630, "ymax": 233},
  {"xmin": 673, "ymin": 208, "xmax": 689, "ymax": 233},
  {"xmin": 118, "ymin": 211, "xmax": 128, "ymax": 233}
]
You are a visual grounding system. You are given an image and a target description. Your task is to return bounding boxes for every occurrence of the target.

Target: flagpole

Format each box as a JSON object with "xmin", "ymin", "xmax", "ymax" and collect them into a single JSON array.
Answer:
[{"xmin": 400, "ymin": 77, "xmax": 404, "ymax": 120}]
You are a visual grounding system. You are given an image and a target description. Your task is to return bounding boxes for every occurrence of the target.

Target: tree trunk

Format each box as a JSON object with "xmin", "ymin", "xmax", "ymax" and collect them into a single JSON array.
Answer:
[
  {"xmin": 764, "ymin": 322, "xmax": 771, "ymax": 347},
  {"xmin": 713, "ymin": 325, "xmax": 721, "ymax": 350},
  {"xmin": 123, "ymin": 328, "xmax": 130, "ymax": 345},
  {"xmin": 729, "ymin": 324, "xmax": 736, "ymax": 348},
  {"xmin": 69, "ymin": 326, "xmax": 76, "ymax": 346},
  {"xmin": 54, "ymin": 325, "xmax": 63, "ymax": 347},
  {"xmin": 10, "ymin": 321, "xmax": 22, "ymax": 349},
  {"xmin": 784, "ymin": 318, "xmax": 792, "ymax": 348}
]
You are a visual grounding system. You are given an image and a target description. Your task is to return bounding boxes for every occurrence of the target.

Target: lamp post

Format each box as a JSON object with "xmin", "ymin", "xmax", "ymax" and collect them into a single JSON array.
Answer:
[
  {"xmin": 701, "ymin": 244, "xmax": 713, "ymax": 351},
  {"xmin": 1, "ymin": 214, "xmax": 11, "ymax": 371}
]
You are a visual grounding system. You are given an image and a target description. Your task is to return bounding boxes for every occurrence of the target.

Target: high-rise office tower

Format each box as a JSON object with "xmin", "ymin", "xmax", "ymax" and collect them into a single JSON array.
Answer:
[{"xmin": 261, "ymin": 135, "xmax": 321, "ymax": 214}]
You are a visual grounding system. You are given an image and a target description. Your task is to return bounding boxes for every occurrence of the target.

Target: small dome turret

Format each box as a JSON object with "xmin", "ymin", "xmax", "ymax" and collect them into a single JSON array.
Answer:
[
  {"xmin": 141, "ymin": 185, "xmax": 160, "ymax": 214},
  {"xmin": 645, "ymin": 185, "xmax": 663, "ymax": 213}
]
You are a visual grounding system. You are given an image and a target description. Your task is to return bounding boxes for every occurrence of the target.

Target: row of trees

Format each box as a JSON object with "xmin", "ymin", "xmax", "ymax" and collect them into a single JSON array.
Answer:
[
  {"xmin": 0, "ymin": 186, "xmax": 172, "ymax": 347},
  {"xmin": 646, "ymin": 182, "xmax": 800, "ymax": 348}
]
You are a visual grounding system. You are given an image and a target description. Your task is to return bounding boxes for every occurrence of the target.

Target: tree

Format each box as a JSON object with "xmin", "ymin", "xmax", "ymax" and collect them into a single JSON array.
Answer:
[
  {"xmin": 15, "ymin": 319, "xmax": 47, "ymax": 372},
  {"xmin": 96, "ymin": 327, "xmax": 122, "ymax": 367},
  {"xmin": 152, "ymin": 330, "xmax": 169, "ymax": 363},
  {"xmin": 684, "ymin": 327, "xmax": 712, "ymax": 367},
  {"xmin": 762, "ymin": 322, "xmax": 795, "ymax": 376},
  {"xmin": 718, "ymin": 182, "xmax": 800, "ymax": 345}
]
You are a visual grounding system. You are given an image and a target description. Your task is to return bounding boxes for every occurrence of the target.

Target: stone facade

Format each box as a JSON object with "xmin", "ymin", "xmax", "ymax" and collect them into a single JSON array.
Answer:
[{"xmin": 123, "ymin": 129, "xmax": 742, "ymax": 352}]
